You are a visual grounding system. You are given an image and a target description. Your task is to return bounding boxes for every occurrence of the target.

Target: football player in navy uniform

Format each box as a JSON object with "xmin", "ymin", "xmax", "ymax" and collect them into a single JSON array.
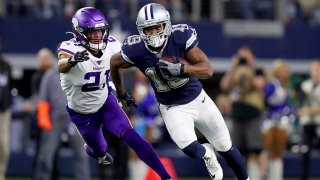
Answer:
[
  {"xmin": 57, "ymin": 7, "xmax": 172, "ymax": 180},
  {"xmin": 111, "ymin": 3, "xmax": 250, "ymax": 180}
]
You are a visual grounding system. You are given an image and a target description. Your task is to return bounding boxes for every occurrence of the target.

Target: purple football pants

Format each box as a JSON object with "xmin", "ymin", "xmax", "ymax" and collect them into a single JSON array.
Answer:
[
  {"xmin": 66, "ymin": 93, "xmax": 171, "ymax": 179},
  {"xmin": 66, "ymin": 93, "xmax": 132, "ymax": 157}
]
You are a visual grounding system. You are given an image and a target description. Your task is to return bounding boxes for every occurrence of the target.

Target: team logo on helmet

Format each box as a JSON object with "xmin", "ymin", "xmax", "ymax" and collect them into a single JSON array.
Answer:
[{"xmin": 71, "ymin": 7, "xmax": 109, "ymax": 50}]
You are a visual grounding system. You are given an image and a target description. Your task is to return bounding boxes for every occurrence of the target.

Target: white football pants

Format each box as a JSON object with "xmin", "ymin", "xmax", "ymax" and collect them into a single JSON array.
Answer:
[{"xmin": 159, "ymin": 89, "xmax": 232, "ymax": 152}]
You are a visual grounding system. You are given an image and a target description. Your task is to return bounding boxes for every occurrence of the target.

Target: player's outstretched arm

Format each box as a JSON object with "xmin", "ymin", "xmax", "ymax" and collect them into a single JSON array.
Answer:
[
  {"xmin": 57, "ymin": 50, "xmax": 89, "ymax": 73},
  {"xmin": 110, "ymin": 52, "xmax": 132, "ymax": 97},
  {"xmin": 185, "ymin": 46, "xmax": 214, "ymax": 79},
  {"xmin": 58, "ymin": 53, "xmax": 72, "ymax": 73}
]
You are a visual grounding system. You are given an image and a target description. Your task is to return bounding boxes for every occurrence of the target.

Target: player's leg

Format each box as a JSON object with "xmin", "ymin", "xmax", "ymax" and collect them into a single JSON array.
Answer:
[
  {"xmin": 196, "ymin": 90, "xmax": 249, "ymax": 180},
  {"xmin": 159, "ymin": 103, "xmax": 223, "ymax": 180},
  {"xmin": 66, "ymin": 106, "xmax": 112, "ymax": 164},
  {"xmin": 101, "ymin": 93, "xmax": 171, "ymax": 179}
]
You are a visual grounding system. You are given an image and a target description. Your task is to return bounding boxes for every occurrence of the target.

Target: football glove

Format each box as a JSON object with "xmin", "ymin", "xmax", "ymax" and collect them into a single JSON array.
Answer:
[
  {"xmin": 118, "ymin": 91, "xmax": 137, "ymax": 107},
  {"xmin": 157, "ymin": 59, "xmax": 185, "ymax": 77},
  {"xmin": 67, "ymin": 50, "xmax": 89, "ymax": 67}
]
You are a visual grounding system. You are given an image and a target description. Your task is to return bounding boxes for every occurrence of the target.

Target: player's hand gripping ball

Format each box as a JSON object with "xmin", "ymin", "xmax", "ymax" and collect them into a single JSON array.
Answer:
[{"xmin": 157, "ymin": 56, "xmax": 189, "ymax": 78}]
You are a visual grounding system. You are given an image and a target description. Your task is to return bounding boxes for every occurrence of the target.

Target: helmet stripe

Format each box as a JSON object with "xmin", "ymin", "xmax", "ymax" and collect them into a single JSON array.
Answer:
[
  {"xmin": 144, "ymin": 5, "xmax": 148, "ymax": 20},
  {"xmin": 150, "ymin": 4, "xmax": 154, "ymax": 19}
]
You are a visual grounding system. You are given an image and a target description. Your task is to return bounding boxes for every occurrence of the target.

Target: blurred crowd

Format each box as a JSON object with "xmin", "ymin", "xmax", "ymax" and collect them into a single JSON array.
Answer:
[
  {"xmin": 1, "ymin": 0, "xmax": 320, "ymax": 26},
  {"xmin": 285, "ymin": 0, "xmax": 320, "ymax": 26},
  {"xmin": 216, "ymin": 46, "xmax": 320, "ymax": 180}
]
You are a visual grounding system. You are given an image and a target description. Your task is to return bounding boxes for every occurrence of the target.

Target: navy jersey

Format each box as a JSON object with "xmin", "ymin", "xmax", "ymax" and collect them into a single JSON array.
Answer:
[{"xmin": 121, "ymin": 24, "xmax": 203, "ymax": 105}]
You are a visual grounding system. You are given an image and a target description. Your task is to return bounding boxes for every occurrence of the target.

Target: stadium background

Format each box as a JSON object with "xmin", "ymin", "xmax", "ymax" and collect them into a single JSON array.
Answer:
[{"xmin": 0, "ymin": 0, "xmax": 320, "ymax": 179}]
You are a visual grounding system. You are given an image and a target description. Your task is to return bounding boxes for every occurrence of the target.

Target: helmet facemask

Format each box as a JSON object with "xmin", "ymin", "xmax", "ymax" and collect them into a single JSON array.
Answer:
[
  {"xmin": 138, "ymin": 22, "xmax": 171, "ymax": 48},
  {"xmin": 84, "ymin": 26, "xmax": 109, "ymax": 50}
]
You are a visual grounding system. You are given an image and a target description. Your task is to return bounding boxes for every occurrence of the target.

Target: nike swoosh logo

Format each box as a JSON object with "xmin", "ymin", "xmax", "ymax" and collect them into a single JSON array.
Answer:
[
  {"xmin": 202, "ymin": 97, "xmax": 206, "ymax": 103},
  {"xmin": 209, "ymin": 173, "xmax": 215, "ymax": 178}
]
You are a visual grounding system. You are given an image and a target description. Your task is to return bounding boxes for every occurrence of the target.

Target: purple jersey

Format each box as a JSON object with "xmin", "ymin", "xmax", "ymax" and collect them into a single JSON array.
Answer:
[{"xmin": 121, "ymin": 24, "xmax": 203, "ymax": 105}]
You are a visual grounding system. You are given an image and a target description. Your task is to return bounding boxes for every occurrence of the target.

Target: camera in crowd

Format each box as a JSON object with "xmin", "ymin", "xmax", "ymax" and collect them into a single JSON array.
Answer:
[{"xmin": 238, "ymin": 56, "xmax": 248, "ymax": 65}]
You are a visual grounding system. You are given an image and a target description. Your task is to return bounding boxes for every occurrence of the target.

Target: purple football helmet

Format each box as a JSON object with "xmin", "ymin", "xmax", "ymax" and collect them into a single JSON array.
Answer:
[{"xmin": 72, "ymin": 7, "xmax": 109, "ymax": 50}]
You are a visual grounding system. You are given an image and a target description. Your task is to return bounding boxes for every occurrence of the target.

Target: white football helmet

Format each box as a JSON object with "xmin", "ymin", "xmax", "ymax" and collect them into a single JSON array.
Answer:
[{"xmin": 136, "ymin": 3, "xmax": 172, "ymax": 48}]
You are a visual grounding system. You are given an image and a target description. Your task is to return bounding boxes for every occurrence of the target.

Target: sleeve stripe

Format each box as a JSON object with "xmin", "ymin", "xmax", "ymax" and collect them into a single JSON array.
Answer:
[
  {"xmin": 57, "ymin": 48, "xmax": 75, "ymax": 56},
  {"xmin": 186, "ymin": 33, "xmax": 197, "ymax": 50}
]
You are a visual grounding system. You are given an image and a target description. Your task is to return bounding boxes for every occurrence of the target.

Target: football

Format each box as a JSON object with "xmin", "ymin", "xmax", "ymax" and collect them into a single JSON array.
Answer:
[{"xmin": 160, "ymin": 56, "xmax": 190, "ymax": 65}]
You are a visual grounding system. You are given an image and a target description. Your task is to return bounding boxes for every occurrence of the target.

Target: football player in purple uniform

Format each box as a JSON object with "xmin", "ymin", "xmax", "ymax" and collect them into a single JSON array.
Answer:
[
  {"xmin": 110, "ymin": 3, "xmax": 250, "ymax": 180},
  {"xmin": 57, "ymin": 7, "xmax": 171, "ymax": 180}
]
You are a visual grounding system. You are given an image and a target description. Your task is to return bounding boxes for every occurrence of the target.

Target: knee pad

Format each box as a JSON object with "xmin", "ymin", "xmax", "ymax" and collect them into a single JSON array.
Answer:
[
  {"xmin": 181, "ymin": 141, "xmax": 205, "ymax": 158},
  {"xmin": 213, "ymin": 137, "xmax": 232, "ymax": 152}
]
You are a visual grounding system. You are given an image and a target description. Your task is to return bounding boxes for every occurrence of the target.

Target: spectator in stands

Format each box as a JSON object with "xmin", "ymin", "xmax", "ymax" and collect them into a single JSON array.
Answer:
[
  {"xmin": 309, "ymin": 0, "xmax": 320, "ymax": 26},
  {"xmin": 284, "ymin": 0, "xmax": 305, "ymax": 25},
  {"xmin": 220, "ymin": 46, "xmax": 267, "ymax": 180},
  {"xmin": 263, "ymin": 59, "xmax": 296, "ymax": 180},
  {"xmin": 0, "ymin": 52, "xmax": 13, "ymax": 180},
  {"xmin": 226, "ymin": 0, "xmax": 275, "ymax": 20},
  {"xmin": 234, "ymin": 0, "xmax": 256, "ymax": 19},
  {"xmin": 297, "ymin": 59, "xmax": 320, "ymax": 180},
  {"xmin": 34, "ymin": 48, "xmax": 91, "ymax": 180},
  {"xmin": 0, "ymin": 0, "xmax": 5, "ymax": 16},
  {"xmin": 41, "ymin": 0, "xmax": 63, "ymax": 19}
]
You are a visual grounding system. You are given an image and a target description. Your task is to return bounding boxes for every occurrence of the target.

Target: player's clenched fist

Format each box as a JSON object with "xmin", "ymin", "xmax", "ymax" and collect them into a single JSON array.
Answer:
[{"xmin": 67, "ymin": 50, "xmax": 89, "ymax": 67}]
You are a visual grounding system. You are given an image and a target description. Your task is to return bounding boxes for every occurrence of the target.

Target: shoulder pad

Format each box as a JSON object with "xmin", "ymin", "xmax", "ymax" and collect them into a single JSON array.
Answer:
[
  {"xmin": 57, "ymin": 39, "xmax": 82, "ymax": 56},
  {"xmin": 171, "ymin": 24, "xmax": 198, "ymax": 51},
  {"xmin": 106, "ymin": 35, "xmax": 121, "ymax": 52},
  {"xmin": 121, "ymin": 35, "xmax": 144, "ymax": 64},
  {"xmin": 122, "ymin": 35, "xmax": 143, "ymax": 55}
]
